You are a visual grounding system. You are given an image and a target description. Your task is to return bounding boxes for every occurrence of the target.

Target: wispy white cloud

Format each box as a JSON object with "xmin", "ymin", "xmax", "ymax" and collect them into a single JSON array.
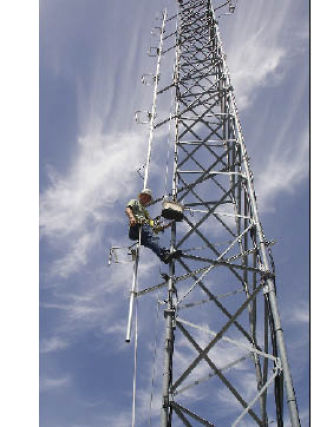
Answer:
[
  {"xmin": 255, "ymin": 127, "xmax": 308, "ymax": 212},
  {"xmin": 40, "ymin": 374, "xmax": 71, "ymax": 392},
  {"xmin": 40, "ymin": 131, "xmax": 147, "ymax": 278},
  {"xmin": 249, "ymin": 32, "xmax": 309, "ymax": 213},
  {"xmin": 99, "ymin": 411, "xmax": 132, "ymax": 427},
  {"xmin": 42, "ymin": 270, "xmax": 126, "ymax": 325},
  {"xmin": 49, "ymin": 229, "xmax": 99, "ymax": 278},
  {"xmin": 41, "ymin": 255, "xmax": 160, "ymax": 353},
  {"xmin": 40, "ymin": 336, "xmax": 69, "ymax": 354},
  {"xmin": 224, "ymin": 0, "xmax": 308, "ymax": 109},
  {"xmin": 284, "ymin": 301, "xmax": 309, "ymax": 326},
  {"xmin": 291, "ymin": 306, "xmax": 309, "ymax": 325},
  {"xmin": 41, "ymin": 132, "xmax": 145, "ymax": 236}
]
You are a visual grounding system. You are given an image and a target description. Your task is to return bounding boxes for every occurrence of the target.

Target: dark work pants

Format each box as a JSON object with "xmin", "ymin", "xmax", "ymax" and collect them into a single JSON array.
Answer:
[{"xmin": 129, "ymin": 224, "xmax": 166, "ymax": 260}]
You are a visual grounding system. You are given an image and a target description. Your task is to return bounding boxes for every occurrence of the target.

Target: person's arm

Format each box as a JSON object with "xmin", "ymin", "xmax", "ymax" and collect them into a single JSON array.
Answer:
[
  {"xmin": 125, "ymin": 207, "xmax": 137, "ymax": 226},
  {"xmin": 162, "ymin": 221, "xmax": 174, "ymax": 230},
  {"xmin": 153, "ymin": 220, "xmax": 174, "ymax": 233}
]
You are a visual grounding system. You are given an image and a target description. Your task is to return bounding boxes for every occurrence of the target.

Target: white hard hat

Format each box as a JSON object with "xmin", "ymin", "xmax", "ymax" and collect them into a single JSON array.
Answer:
[{"xmin": 140, "ymin": 188, "xmax": 153, "ymax": 199}]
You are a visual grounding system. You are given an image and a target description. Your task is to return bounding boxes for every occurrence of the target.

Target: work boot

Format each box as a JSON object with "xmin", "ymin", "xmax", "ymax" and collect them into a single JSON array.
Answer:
[
  {"xmin": 162, "ymin": 249, "xmax": 182, "ymax": 264},
  {"xmin": 160, "ymin": 273, "xmax": 170, "ymax": 281}
]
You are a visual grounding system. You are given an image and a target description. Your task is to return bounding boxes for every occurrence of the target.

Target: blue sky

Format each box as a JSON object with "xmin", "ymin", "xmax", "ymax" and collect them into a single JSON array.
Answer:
[{"xmin": 39, "ymin": 0, "xmax": 309, "ymax": 425}]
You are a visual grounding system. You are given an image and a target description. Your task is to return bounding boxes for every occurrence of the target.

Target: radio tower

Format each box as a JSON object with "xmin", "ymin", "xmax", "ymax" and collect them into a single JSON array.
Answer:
[{"xmin": 121, "ymin": 1, "xmax": 301, "ymax": 425}]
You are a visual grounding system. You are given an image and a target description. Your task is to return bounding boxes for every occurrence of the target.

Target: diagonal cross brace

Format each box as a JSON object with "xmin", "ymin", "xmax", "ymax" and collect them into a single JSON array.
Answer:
[
  {"xmin": 171, "ymin": 401, "xmax": 215, "ymax": 426},
  {"xmin": 172, "ymin": 281, "xmax": 265, "ymax": 392},
  {"xmin": 177, "ymin": 317, "xmax": 277, "ymax": 363},
  {"xmin": 175, "ymin": 322, "xmax": 263, "ymax": 425},
  {"xmin": 172, "ymin": 404, "xmax": 193, "ymax": 426}
]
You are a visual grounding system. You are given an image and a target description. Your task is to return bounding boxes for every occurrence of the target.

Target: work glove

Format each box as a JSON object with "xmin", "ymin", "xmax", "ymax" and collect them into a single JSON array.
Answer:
[{"xmin": 153, "ymin": 225, "xmax": 165, "ymax": 234}]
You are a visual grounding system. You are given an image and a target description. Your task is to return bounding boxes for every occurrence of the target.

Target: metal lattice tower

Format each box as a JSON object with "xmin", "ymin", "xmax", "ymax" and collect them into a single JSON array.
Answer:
[{"xmin": 124, "ymin": 1, "xmax": 301, "ymax": 426}]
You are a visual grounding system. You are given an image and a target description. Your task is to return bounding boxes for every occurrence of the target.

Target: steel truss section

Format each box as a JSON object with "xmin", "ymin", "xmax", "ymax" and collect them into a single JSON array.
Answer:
[{"xmin": 157, "ymin": 1, "xmax": 300, "ymax": 426}]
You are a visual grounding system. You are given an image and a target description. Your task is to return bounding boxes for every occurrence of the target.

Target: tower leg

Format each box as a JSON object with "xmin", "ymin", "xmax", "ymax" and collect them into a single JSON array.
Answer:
[
  {"xmin": 161, "ymin": 224, "xmax": 177, "ymax": 426},
  {"xmin": 267, "ymin": 281, "xmax": 301, "ymax": 426}
]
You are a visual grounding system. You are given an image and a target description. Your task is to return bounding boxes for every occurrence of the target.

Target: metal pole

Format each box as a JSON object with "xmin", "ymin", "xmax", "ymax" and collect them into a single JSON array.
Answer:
[
  {"xmin": 233, "ymin": 64, "xmax": 300, "ymax": 427},
  {"xmin": 131, "ymin": 301, "xmax": 138, "ymax": 426},
  {"xmin": 161, "ymin": 223, "xmax": 176, "ymax": 427},
  {"xmin": 126, "ymin": 243, "xmax": 140, "ymax": 342},
  {"xmin": 161, "ymin": 25, "xmax": 180, "ymax": 421},
  {"xmin": 127, "ymin": 10, "xmax": 167, "ymax": 343},
  {"xmin": 143, "ymin": 9, "xmax": 167, "ymax": 190}
]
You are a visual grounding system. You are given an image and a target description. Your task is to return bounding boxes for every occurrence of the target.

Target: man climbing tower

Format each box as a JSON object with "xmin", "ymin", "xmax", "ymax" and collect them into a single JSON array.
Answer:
[{"xmin": 125, "ymin": 188, "xmax": 182, "ymax": 264}]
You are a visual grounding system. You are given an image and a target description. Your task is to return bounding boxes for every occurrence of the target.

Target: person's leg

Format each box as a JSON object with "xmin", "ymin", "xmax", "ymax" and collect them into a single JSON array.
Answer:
[
  {"xmin": 129, "ymin": 225, "xmax": 139, "ymax": 240},
  {"xmin": 140, "ymin": 225, "xmax": 167, "ymax": 260}
]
